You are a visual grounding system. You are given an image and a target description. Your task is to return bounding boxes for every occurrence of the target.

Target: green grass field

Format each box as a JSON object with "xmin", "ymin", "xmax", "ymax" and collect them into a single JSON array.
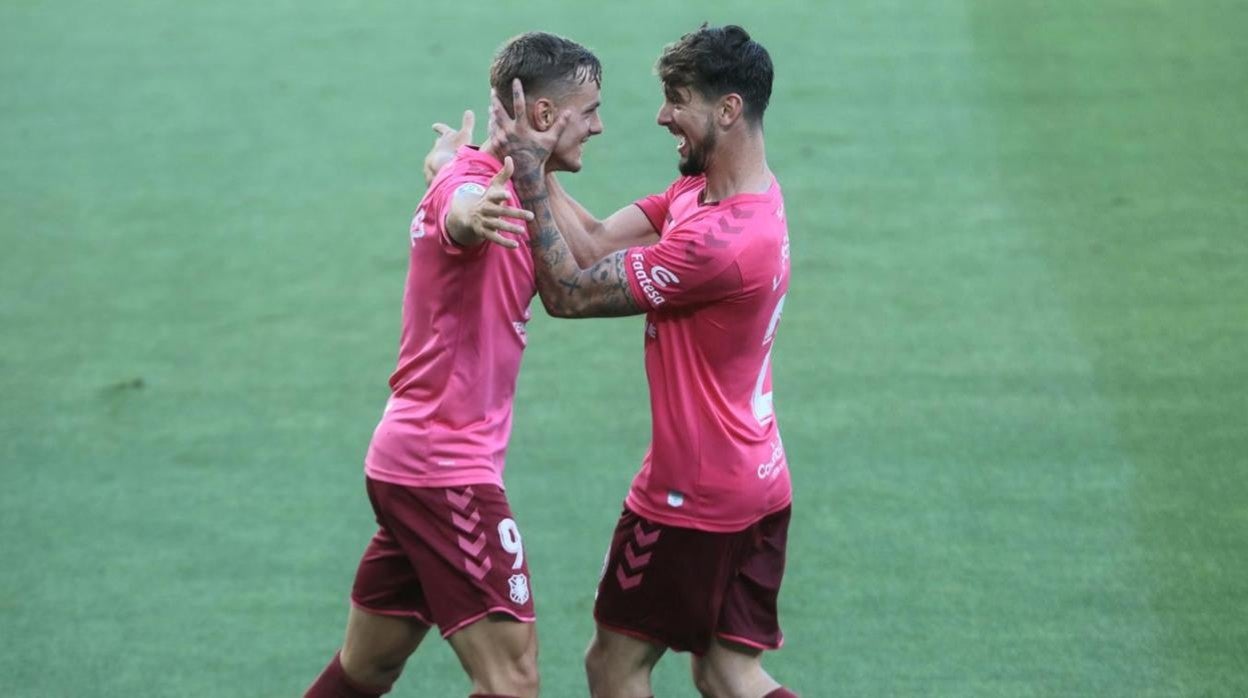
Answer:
[{"xmin": 3, "ymin": 1, "xmax": 1246, "ymax": 695}]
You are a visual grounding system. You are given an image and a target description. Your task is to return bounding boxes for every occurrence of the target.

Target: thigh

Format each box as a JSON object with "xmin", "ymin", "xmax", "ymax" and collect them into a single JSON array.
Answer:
[
  {"xmin": 716, "ymin": 506, "xmax": 790, "ymax": 651},
  {"xmin": 585, "ymin": 623, "xmax": 666, "ymax": 698},
  {"xmin": 688, "ymin": 636, "xmax": 780, "ymax": 698},
  {"xmin": 593, "ymin": 508, "xmax": 747, "ymax": 655},
  {"xmin": 367, "ymin": 479, "xmax": 537, "ymax": 636},
  {"xmin": 351, "ymin": 526, "xmax": 435, "ymax": 624}
]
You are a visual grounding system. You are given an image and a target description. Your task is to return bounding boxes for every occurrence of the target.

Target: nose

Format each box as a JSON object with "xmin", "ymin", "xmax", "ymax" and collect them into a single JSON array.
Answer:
[
  {"xmin": 656, "ymin": 103, "xmax": 672, "ymax": 126},
  {"xmin": 590, "ymin": 113, "xmax": 604, "ymax": 136}
]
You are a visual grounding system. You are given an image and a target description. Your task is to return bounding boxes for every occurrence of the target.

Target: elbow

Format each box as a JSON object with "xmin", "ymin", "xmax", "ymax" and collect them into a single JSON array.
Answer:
[
  {"xmin": 538, "ymin": 294, "xmax": 588, "ymax": 319},
  {"xmin": 538, "ymin": 295, "xmax": 575, "ymax": 319}
]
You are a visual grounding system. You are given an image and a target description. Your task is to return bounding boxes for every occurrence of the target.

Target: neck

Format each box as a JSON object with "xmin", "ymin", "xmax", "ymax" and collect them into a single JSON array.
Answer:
[{"xmin": 702, "ymin": 128, "xmax": 770, "ymax": 203}]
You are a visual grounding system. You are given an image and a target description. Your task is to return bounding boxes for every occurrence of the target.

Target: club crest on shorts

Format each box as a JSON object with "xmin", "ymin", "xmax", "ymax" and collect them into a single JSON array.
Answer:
[{"xmin": 508, "ymin": 573, "xmax": 530, "ymax": 604}]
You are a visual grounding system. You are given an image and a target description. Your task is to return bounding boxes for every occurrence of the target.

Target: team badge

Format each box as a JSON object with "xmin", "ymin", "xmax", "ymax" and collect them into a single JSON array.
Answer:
[{"xmin": 508, "ymin": 574, "xmax": 530, "ymax": 604}]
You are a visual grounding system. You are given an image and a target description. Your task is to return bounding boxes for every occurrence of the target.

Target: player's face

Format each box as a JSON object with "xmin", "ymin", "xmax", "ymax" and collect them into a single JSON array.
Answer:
[
  {"xmin": 546, "ymin": 80, "xmax": 604, "ymax": 173},
  {"xmin": 656, "ymin": 85, "xmax": 717, "ymax": 176}
]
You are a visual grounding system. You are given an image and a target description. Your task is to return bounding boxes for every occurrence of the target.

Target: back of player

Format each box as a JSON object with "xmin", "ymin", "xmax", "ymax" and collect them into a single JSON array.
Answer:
[
  {"xmin": 305, "ymin": 31, "xmax": 605, "ymax": 698},
  {"xmin": 366, "ymin": 146, "xmax": 535, "ymax": 491},
  {"xmin": 354, "ymin": 143, "xmax": 538, "ymax": 632},
  {"xmin": 308, "ymin": 144, "xmax": 540, "ymax": 698}
]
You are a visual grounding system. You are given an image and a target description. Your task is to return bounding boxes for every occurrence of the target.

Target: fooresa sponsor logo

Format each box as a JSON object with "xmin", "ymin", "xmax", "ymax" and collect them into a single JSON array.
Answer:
[{"xmin": 630, "ymin": 252, "xmax": 667, "ymax": 306}]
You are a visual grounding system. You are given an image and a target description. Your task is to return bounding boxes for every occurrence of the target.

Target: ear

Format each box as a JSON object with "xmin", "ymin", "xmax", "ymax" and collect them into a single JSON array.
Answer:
[
  {"xmin": 531, "ymin": 97, "xmax": 557, "ymax": 131},
  {"xmin": 717, "ymin": 94, "xmax": 745, "ymax": 127}
]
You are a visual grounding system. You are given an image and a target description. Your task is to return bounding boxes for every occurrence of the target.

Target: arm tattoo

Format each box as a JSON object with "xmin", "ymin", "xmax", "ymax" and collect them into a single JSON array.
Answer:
[{"xmin": 511, "ymin": 163, "xmax": 642, "ymax": 318}]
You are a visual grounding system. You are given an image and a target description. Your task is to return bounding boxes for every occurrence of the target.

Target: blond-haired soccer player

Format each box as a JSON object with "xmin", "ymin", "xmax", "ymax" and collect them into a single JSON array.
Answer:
[{"xmin": 305, "ymin": 32, "xmax": 602, "ymax": 698}]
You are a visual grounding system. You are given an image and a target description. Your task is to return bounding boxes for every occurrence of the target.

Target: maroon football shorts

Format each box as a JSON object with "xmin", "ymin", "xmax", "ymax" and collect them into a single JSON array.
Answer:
[
  {"xmin": 593, "ymin": 505, "xmax": 790, "ymax": 655},
  {"xmin": 350, "ymin": 477, "xmax": 536, "ymax": 637}
]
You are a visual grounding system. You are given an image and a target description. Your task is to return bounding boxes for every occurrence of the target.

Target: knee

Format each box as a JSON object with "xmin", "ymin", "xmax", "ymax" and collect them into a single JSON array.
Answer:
[
  {"xmin": 510, "ymin": 650, "xmax": 540, "ymax": 696},
  {"xmin": 584, "ymin": 640, "xmax": 602, "ymax": 677},
  {"xmin": 340, "ymin": 650, "xmax": 405, "ymax": 690},
  {"xmin": 488, "ymin": 638, "xmax": 539, "ymax": 697},
  {"xmin": 690, "ymin": 659, "xmax": 726, "ymax": 698},
  {"xmin": 584, "ymin": 639, "xmax": 611, "ymax": 694}
]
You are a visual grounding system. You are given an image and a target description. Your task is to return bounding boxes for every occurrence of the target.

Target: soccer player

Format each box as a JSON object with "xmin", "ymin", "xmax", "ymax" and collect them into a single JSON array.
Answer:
[
  {"xmin": 304, "ymin": 32, "xmax": 603, "ymax": 698},
  {"xmin": 490, "ymin": 24, "xmax": 799, "ymax": 698}
]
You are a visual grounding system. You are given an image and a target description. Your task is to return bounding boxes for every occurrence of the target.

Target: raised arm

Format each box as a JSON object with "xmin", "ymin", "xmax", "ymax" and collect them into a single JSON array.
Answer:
[
  {"xmin": 546, "ymin": 174, "xmax": 659, "ymax": 267},
  {"xmin": 444, "ymin": 156, "xmax": 533, "ymax": 249},
  {"xmin": 423, "ymin": 110, "xmax": 476, "ymax": 185},
  {"xmin": 494, "ymin": 81, "xmax": 648, "ymax": 318}
]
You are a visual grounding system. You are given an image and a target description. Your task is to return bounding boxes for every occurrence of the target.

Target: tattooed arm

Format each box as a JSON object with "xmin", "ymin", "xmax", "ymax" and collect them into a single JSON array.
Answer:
[
  {"xmin": 494, "ymin": 81, "xmax": 646, "ymax": 318},
  {"xmin": 546, "ymin": 174, "xmax": 659, "ymax": 267},
  {"xmin": 515, "ymin": 162, "xmax": 643, "ymax": 318}
]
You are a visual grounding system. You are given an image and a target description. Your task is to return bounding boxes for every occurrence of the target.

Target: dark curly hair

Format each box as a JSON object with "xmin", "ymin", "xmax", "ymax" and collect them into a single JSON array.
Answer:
[{"xmin": 657, "ymin": 23, "xmax": 773, "ymax": 125}]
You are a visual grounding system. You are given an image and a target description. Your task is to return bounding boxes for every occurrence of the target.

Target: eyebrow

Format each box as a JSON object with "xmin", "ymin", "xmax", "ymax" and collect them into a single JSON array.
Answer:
[{"xmin": 584, "ymin": 101, "xmax": 601, "ymax": 113}]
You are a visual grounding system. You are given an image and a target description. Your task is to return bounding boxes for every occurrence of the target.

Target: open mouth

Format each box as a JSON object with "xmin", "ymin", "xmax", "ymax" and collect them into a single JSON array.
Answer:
[{"xmin": 675, "ymin": 134, "xmax": 688, "ymax": 156}]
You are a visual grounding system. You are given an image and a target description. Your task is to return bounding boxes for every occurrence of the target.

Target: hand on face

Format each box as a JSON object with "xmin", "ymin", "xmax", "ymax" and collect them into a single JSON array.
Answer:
[{"xmin": 489, "ymin": 78, "xmax": 571, "ymax": 179}]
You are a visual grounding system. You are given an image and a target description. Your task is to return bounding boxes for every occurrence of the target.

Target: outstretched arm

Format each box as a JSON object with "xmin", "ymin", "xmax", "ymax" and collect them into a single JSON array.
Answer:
[
  {"xmin": 423, "ymin": 110, "xmax": 475, "ymax": 184},
  {"xmin": 443, "ymin": 156, "xmax": 533, "ymax": 249},
  {"xmin": 494, "ymin": 81, "xmax": 646, "ymax": 318},
  {"xmin": 546, "ymin": 174, "xmax": 659, "ymax": 267}
]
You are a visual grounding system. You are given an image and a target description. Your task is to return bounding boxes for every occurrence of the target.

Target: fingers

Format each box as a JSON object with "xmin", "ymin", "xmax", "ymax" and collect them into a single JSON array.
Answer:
[
  {"xmin": 480, "ymin": 229, "xmax": 520, "ymax": 249},
  {"xmin": 481, "ymin": 216, "xmax": 530, "ymax": 236},
  {"xmin": 511, "ymin": 78, "xmax": 527, "ymax": 123},
  {"xmin": 456, "ymin": 109, "xmax": 475, "ymax": 145},
  {"xmin": 432, "ymin": 109, "xmax": 475, "ymax": 142},
  {"xmin": 489, "ymin": 156, "xmax": 515, "ymax": 188},
  {"xmin": 475, "ymin": 207, "xmax": 528, "ymax": 244},
  {"xmin": 490, "ymin": 88, "xmax": 509, "ymax": 124},
  {"xmin": 479, "ymin": 200, "xmax": 534, "ymax": 222}
]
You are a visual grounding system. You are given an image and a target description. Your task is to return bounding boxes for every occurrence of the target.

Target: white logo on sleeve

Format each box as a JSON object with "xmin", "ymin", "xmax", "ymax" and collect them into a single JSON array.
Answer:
[
  {"xmin": 667, "ymin": 490, "xmax": 685, "ymax": 507},
  {"xmin": 454, "ymin": 182, "xmax": 486, "ymax": 197},
  {"xmin": 650, "ymin": 266, "xmax": 680, "ymax": 289},
  {"xmin": 508, "ymin": 574, "xmax": 530, "ymax": 604},
  {"xmin": 630, "ymin": 252, "xmax": 668, "ymax": 306}
]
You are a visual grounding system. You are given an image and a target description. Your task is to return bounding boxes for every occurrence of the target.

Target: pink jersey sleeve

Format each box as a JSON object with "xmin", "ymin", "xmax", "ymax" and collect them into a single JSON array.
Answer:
[
  {"xmin": 633, "ymin": 192, "xmax": 668, "ymax": 234},
  {"xmin": 420, "ymin": 151, "xmax": 516, "ymax": 258},
  {"xmin": 624, "ymin": 218, "xmax": 745, "ymax": 311},
  {"xmin": 632, "ymin": 176, "xmax": 702, "ymax": 235}
]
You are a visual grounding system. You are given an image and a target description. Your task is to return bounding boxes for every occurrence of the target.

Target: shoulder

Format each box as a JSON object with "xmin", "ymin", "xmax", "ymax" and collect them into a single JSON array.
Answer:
[
  {"xmin": 666, "ymin": 175, "xmax": 706, "ymax": 200},
  {"xmin": 429, "ymin": 148, "xmax": 502, "ymax": 197}
]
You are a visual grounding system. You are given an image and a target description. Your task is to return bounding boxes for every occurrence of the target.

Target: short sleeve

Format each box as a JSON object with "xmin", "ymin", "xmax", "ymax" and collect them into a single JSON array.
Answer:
[
  {"xmin": 633, "ymin": 192, "xmax": 669, "ymax": 234},
  {"xmin": 420, "ymin": 174, "xmax": 501, "ymax": 258},
  {"xmin": 623, "ymin": 216, "xmax": 745, "ymax": 311},
  {"xmin": 632, "ymin": 176, "xmax": 700, "ymax": 235}
]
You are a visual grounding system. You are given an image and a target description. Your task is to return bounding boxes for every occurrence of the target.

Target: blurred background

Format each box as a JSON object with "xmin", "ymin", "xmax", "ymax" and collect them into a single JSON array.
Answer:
[{"xmin": 2, "ymin": 0, "xmax": 1245, "ymax": 695}]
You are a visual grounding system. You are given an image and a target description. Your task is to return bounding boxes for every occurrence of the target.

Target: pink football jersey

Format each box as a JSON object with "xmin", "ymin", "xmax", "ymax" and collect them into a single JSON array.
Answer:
[
  {"xmin": 364, "ymin": 147, "xmax": 534, "ymax": 489},
  {"xmin": 623, "ymin": 175, "xmax": 792, "ymax": 532}
]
